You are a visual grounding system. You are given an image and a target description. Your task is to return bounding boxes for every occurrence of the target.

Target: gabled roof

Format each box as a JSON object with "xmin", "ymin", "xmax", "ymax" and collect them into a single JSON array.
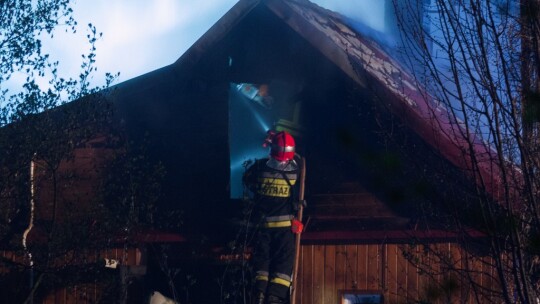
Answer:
[{"xmin": 174, "ymin": 0, "xmax": 507, "ymax": 203}]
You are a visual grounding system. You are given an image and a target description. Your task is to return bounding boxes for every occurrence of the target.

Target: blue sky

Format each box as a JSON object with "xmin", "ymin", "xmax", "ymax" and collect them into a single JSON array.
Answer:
[{"xmin": 8, "ymin": 0, "xmax": 385, "ymax": 91}]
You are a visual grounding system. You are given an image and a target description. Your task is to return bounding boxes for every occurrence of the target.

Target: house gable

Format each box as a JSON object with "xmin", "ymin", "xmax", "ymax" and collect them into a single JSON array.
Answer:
[
  {"xmin": 95, "ymin": 0, "xmax": 494, "ymax": 241},
  {"xmin": 0, "ymin": 1, "xmax": 504, "ymax": 303}
]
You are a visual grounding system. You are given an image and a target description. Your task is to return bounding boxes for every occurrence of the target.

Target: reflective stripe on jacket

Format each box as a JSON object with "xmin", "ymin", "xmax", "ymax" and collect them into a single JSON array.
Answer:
[{"xmin": 257, "ymin": 171, "xmax": 297, "ymax": 198}]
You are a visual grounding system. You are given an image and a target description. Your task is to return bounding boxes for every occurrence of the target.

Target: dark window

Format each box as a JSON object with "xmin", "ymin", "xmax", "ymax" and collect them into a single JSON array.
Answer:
[{"xmin": 339, "ymin": 290, "xmax": 383, "ymax": 304}]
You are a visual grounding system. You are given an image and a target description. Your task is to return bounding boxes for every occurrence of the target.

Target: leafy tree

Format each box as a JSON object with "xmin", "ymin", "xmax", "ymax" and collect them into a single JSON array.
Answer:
[
  {"xmin": 0, "ymin": 1, "xmax": 123, "ymax": 302},
  {"xmin": 390, "ymin": 0, "xmax": 540, "ymax": 302},
  {"xmin": 0, "ymin": 0, "xmax": 119, "ymax": 124}
]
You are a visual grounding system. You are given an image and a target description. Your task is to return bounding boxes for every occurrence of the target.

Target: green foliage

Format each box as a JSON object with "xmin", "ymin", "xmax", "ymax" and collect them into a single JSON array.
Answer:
[
  {"xmin": 1, "ymin": 0, "xmax": 120, "ymax": 126},
  {"xmin": 0, "ymin": 0, "xmax": 76, "ymax": 83},
  {"xmin": 0, "ymin": 0, "xmax": 120, "ymax": 238},
  {"xmin": 0, "ymin": 1, "xmax": 127, "ymax": 302},
  {"xmin": 99, "ymin": 135, "xmax": 166, "ymax": 232},
  {"xmin": 1, "ymin": 22, "xmax": 118, "ymax": 126}
]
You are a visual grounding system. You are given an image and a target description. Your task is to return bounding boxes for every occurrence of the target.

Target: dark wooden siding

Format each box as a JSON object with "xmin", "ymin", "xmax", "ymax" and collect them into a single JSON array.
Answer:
[
  {"xmin": 2, "ymin": 247, "xmax": 143, "ymax": 304},
  {"xmin": 295, "ymin": 243, "xmax": 499, "ymax": 304},
  {"xmin": 34, "ymin": 140, "xmax": 116, "ymax": 223}
]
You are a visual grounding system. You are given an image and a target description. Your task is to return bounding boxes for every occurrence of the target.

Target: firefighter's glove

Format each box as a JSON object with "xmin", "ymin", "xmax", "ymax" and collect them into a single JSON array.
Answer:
[{"xmin": 291, "ymin": 219, "xmax": 304, "ymax": 234}]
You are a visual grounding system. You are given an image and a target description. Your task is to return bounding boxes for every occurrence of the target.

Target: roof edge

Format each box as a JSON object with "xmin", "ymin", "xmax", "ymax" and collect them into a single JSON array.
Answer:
[
  {"xmin": 265, "ymin": 0, "xmax": 368, "ymax": 88},
  {"xmin": 173, "ymin": 0, "xmax": 261, "ymax": 72}
]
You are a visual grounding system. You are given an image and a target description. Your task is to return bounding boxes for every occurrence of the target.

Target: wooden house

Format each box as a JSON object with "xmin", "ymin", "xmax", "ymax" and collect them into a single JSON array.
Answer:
[{"xmin": 1, "ymin": 0, "xmax": 507, "ymax": 303}]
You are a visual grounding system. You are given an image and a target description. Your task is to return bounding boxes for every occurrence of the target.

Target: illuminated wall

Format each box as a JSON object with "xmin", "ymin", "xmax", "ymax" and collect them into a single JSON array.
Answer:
[{"xmin": 228, "ymin": 82, "xmax": 304, "ymax": 198}]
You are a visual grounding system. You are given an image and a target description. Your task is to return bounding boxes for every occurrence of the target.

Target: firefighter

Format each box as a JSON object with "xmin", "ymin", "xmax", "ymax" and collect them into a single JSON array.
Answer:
[{"xmin": 243, "ymin": 130, "xmax": 303, "ymax": 304}]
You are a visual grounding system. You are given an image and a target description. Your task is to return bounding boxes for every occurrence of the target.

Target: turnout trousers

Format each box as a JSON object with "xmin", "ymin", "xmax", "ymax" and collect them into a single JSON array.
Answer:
[{"xmin": 252, "ymin": 226, "xmax": 295, "ymax": 300}]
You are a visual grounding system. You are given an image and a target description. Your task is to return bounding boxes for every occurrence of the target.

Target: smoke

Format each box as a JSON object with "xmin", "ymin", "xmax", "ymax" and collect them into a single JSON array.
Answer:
[
  {"xmin": 228, "ymin": 84, "xmax": 272, "ymax": 198},
  {"xmin": 310, "ymin": 0, "xmax": 399, "ymax": 55},
  {"xmin": 311, "ymin": 0, "xmax": 386, "ymax": 32}
]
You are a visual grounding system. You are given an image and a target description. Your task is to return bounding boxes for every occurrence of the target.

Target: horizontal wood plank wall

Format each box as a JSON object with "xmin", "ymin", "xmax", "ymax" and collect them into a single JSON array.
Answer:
[
  {"xmin": 41, "ymin": 247, "xmax": 141, "ymax": 304},
  {"xmin": 1, "ymin": 247, "xmax": 141, "ymax": 304},
  {"xmin": 295, "ymin": 243, "xmax": 501, "ymax": 304}
]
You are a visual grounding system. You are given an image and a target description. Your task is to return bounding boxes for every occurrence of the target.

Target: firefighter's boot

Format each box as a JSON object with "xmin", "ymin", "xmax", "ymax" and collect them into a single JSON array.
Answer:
[
  {"xmin": 266, "ymin": 294, "xmax": 286, "ymax": 304},
  {"xmin": 251, "ymin": 291, "xmax": 265, "ymax": 304}
]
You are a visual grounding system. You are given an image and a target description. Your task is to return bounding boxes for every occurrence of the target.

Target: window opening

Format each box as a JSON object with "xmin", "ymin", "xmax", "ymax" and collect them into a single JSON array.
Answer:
[{"xmin": 228, "ymin": 81, "xmax": 303, "ymax": 198}]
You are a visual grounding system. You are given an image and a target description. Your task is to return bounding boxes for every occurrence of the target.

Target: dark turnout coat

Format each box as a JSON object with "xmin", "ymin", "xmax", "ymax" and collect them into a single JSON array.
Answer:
[{"xmin": 243, "ymin": 158, "xmax": 299, "ymax": 300}]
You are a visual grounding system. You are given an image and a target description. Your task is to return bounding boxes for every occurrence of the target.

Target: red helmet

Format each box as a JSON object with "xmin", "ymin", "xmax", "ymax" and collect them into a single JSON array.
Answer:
[{"xmin": 268, "ymin": 131, "xmax": 295, "ymax": 161}]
